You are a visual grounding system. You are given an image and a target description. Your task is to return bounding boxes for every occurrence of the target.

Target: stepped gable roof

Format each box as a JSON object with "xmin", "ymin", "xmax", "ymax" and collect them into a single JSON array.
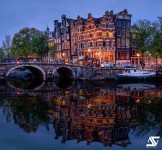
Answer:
[
  {"xmin": 115, "ymin": 9, "xmax": 132, "ymax": 17},
  {"xmin": 66, "ymin": 18, "xmax": 76, "ymax": 24},
  {"xmin": 80, "ymin": 17, "xmax": 86, "ymax": 25},
  {"xmin": 93, "ymin": 17, "xmax": 102, "ymax": 24}
]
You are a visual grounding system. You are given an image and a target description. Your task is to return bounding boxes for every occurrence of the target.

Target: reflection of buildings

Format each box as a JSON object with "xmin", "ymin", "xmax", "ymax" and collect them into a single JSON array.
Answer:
[
  {"xmin": 51, "ymin": 88, "xmax": 131, "ymax": 147},
  {"xmin": 49, "ymin": 84, "xmax": 162, "ymax": 147}
]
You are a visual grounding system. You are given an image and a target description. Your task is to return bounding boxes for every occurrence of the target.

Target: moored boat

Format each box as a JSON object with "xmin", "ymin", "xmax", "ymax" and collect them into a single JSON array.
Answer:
[{"xmin": 115, "ymin": 70, "xmax": 156, "ymax": 82}]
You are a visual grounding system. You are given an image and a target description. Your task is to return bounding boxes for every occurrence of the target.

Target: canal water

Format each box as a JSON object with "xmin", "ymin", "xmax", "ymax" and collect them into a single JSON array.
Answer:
[{"xmin": 0, "ymin": 79, "xmax": 162, "ymax": 150}]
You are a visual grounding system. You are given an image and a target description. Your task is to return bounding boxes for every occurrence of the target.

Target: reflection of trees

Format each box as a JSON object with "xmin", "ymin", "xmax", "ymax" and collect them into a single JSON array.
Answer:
[
  {"xmin": 2, "ymin": 98, "xmax": 49, "ymax": 133},
  {"xmin": 0, "ymin": 81, "xmax": 162, "ymax": 147},
  {"xmin": 9, "ymin": 80, "xmax": 31, "ymax": 89},
  {"xmin": 130, "ymin": 97, "xmax": 162, "ymax": 137},
  {"xmin": 8, "ymin": 79, "xmax": 42, "ymax": 90}
]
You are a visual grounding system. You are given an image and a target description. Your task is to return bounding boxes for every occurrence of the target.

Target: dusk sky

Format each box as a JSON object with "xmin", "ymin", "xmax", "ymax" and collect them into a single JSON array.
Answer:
[{"xmin": 0, "ymin": 0, "xmax": 162, "ymax": 45}]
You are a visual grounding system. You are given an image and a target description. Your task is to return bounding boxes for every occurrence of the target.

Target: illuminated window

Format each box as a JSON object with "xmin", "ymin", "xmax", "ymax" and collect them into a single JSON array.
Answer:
[
  {"xmin": 97, "ymin": 32, "xmax": 102, "ymax": 36},
  {"xmin": 126, "ymin": 39, "xmax": 129, "ymax": 48},
  {"xmin": 122, "ymin": 38, "xmax": 125, "ymax": 47},
  {"xmin": 122, "ymin": 29, "xmax": 125, "ymax": 36},
  {"xmin": 109, "ymin": 32, "xmax": 113, "ymax": 38},
  {"xmin": 102, "ymin": 31, "xmax": 106, "ymax": 37},
  {"xmin": 117, "ymin": 38, "xmax": 120, "ymax": 48},
  {"xmin": 121, "ymin": 51, "xmax": 125, "ymax": 59},
  {"xmin": 126, "ymin": 51, "xmax": 129, "ymax": 59}
]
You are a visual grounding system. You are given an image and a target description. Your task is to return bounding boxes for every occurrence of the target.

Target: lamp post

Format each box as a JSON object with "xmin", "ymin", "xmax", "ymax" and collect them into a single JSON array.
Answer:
[
  {"xmin": 99, "ymin": 47, "xmax": 101, "ymax": 64},
  {"xmin": 88, "ymin": 48, "xmax": 91, "ymax": 58},
  {"xmin": 136, "ymin": 53, "xmax": 141, "ymax": 68},
  {"xmin": 155, "ymin": 55, "xmax": 158, "ymax": 70}
]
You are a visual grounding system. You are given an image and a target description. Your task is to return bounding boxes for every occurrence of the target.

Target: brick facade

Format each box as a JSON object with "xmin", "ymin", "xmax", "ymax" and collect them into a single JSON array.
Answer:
[
  {"xmin": 47, "ymin": 9, "xmax": 132, "ymax": 65},
  {"xmin": 113, "ymin": 9, "xmax": 132, "ymax": 65}
]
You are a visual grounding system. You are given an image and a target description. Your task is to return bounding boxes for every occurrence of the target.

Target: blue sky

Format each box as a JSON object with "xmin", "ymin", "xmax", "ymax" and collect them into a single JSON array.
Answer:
[{"xmin": 0, "ymin": 0, "xmax": 162, "ymax": 45}]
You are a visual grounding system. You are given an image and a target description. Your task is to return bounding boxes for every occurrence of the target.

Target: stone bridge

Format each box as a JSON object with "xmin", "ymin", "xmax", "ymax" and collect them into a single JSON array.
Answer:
[
  {"xmin": 0, "ymin": 62, "xmax": 94, "ymax": 80},
  {"xmin": 0, "ymin": 62, "xmax": 122, "ymax": 81}
]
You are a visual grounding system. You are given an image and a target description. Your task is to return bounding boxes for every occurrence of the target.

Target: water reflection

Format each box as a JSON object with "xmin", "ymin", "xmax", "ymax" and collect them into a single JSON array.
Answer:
[
  {"xmin": 7, "ymin": 79, "xmax": 43, "ymax": 90},
  {"xmin": 0, "ymin": 80, "xmax": 162, "ymax": 149}
]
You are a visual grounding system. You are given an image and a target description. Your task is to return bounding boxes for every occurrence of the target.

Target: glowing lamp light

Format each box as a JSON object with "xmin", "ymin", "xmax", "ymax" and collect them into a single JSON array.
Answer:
[
  {"xmin": 88, "ymin": 48, "xmax": 91, "ymax": 52},
  {"xmin": 16, "ymin": 61, "xmax": 20, "ymax": 64}
]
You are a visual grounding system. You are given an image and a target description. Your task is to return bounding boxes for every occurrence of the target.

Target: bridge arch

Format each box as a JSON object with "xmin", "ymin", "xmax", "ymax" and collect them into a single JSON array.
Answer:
[
  {"xmin": 53, "ymin": 66, "xmax": 75, "ymax": 79},
  {"xmin": 6, "ymin": 64, "xmax": 46, "ymax": 81}
]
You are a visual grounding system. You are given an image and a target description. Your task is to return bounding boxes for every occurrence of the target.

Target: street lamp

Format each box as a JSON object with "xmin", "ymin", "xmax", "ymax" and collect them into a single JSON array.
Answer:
[
  {"xmin": 62, "ymin": 52, "xmax": 65, "ymax": 57},
  {"xmin": 88, "ymin": 48, "xmax": 91, "ymax": 58},
  {"xmin": 136, "ymin": 53, "xmax": 141, "ymax": 68},
  {"xmin": 155, "ymin": 55, "xmax": 158, "ymax": 70},
  {"xmin": 136, "ymin": 53, "xmax": 140, "ymax": 57}
]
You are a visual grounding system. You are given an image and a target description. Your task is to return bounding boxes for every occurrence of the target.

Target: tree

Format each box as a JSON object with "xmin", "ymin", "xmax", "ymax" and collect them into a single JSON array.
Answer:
[
  {"xmin": 131, "ymin": 20, "xmax": 156, "ymax": 69},
  {"xmin": 10, "ymin": 27, "xmax": 49, "ymax": 58},
  {"xmin": 49, "ymin": 44, "xmax": 57, "ymax": 59},
  {"xmin": 150, "ymin": 17, "xmax": 162, "ymax": 58},
  {"xmin": 0, "ymin": 47, "xmax": 4, "ymax": 59},
  {"xmin": 1, "ymin": 35, "xmax": 11, "ymax": 58},
  {"xmin": 31, "ymin": 31, "xmax": 49, "ymax": 58}
]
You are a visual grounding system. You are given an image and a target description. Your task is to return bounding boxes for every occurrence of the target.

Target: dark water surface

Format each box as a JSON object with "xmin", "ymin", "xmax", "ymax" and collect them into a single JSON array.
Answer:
[{"xmin": 0, "ymin": 79, "xmax": 162, "ymax": 150}]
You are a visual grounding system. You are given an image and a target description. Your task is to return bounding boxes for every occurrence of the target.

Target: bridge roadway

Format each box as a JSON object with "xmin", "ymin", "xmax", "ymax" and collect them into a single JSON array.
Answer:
[{"xmin": 0, "ymin": 62, "xmax": 122, "ymax": 80}]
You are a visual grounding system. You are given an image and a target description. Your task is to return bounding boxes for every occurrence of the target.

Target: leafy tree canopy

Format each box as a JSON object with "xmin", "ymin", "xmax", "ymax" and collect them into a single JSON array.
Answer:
[
  {"xmin": 0, "ymin": 47, "xmax": 4, "ymax": 59},
  {"xmin": 150, "ymin": 17, "xmax": 162, "ymax": 57},
  {"xmin": 10, "ymin": 27, "xmax": 49, "ymax": 58},
  {"xmin": 49, "ymin": 44, "xmax": 57, "ymax": 59},
  {"xmin": 131, "ymin": 19, "xmax": 155, "ymax": 55},
  {"xmin": 1, "ymin": 35, "xmax": 11, "ymax": 58}
]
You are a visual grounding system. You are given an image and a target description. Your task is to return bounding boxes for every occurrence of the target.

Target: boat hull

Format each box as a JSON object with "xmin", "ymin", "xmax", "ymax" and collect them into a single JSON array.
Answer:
[{"xmin": 115, "ymin": 73, "xmax": 156, "ymax": 83}]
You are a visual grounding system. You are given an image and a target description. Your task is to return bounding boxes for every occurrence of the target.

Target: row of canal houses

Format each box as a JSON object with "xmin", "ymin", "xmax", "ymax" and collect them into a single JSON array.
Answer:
[{"xmin": 45, "ymin": 9, "xmax": 140, "ymax": 66}]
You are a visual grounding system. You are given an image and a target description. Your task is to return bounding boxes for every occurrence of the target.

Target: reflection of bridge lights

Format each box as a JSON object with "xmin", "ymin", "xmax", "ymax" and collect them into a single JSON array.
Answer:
[
  {"xmin": 62, "ymin": 100, "xmax": 66, "ymax": 105},
  {"xmin": 16, "ymin": 92, "xmax": 21, "ymax": 95},
  {"xmin": 88, "ymin": 48, "xmax": 91, "ymax": 52},
  {"xmin": 16, "ymin": 61, "xmax": 20, "ymax": 64},
  {"xmin": 87, "ymin": 104, "xmax": 91, "ymax": 108},
  {"xmin": 136, "ymin": 53, "xmax": 140, "ymax": 57},
  {"xmin": 136, "ymin": 99, "xmax": 140, "ymax": 103}
]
